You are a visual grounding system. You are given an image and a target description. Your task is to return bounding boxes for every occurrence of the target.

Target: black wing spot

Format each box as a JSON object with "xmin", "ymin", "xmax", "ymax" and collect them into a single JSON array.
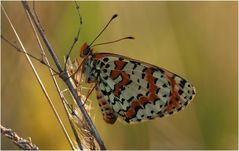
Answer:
[
  {"xmin": 162, "ymin": 83, "xmax": 167, "ymax": 88},
  {"xmin": 154, "ymin": 78, "xmax": 158, "ymax": 84},
  {"xmin": 163, "ymin": 94, "xmax": 167, "ymax": 98},
  {"xmin": 121, "ymin": 86, "xmax": 126, "ymax": 91},
  {"xmin": 192, "ymin": 90, "xmax": 196, "ymax": 95},
  {"xmin": 164, "ymin": 102, "xmax": 168, "ymax": 107},
  {"xmin": 137, "ymin": 119, "xmax": 142, "ymax": 122},
  {"xmin": 169, "ymin": 111, "xmax": 174, "ymax": 115},
  {"xmin": 103, "ymin": 82, "xmax": 108, "ymax": 87},
  {"xmin": 103, "ymin": 69, "xmax": 107, "ymax": 73},
  {"xmin": 125, "ymin": 118, "xmax": 130, "ymax": 123},
  {"xmin": 178, "ymin": 89, "xmax": 184, "ymax": 95},
  {"xmin": 137, "ymin": 79, "xmax": 140, "ymax": 83},
  {"xmin": 146, "ymin": 91, "xmax": 150, "ymax": 96},
  {"xmin": 103, "ymin": 58, "xmax": 109, "ymax": 62},
  {"xmin": 130, "ymin": 60, "xmax": 140, "ymax": 65},
  {"xmin": 127, "ymin": 96, "xmax": 134, "ymax": 103},
  {"xmin": 157, "ymin": 68, "xmax": 165, "ymax": 74},
  {"xmin": 142, "ymin": 73, "xmax": 145, "ymax": 79},
  {"xmin": 142, "ymin": 67, "xmax": 147, "ymax": 72},
  {"xmin": 126, "ymin": 80, "xmax": 133, "ymax": 86},
  {"xmin": 179, "ymin": 79, "xmax": 187, "ymax": 88},
  {"xmin": 177, "ymin": 107, "xmax": 182, "ymax": 111},
  {"xmin": 138, "ymin": 85, "xmax": 142, "ymax": 90},
  {"xmin": 100, "ymin": 62, "xmax": 105, "ymax": 68},
  {"xmin": 103, "ymin": 76, "xmax": 108, "ymax": 80},
  {"xmin": 137, "ymin": 94, "xmax": 143, "ymax": 99},
  {"xmin": 112, "ymin": 98, "xmax": 119, "ymax": 105},
  {"xmin": 134, "ymin": 106, "xmax": 143, "ymax": 115},
  {"xmin": 132, "ymin": 64, "xmax": 137, "ymax": 70},
  {"xmin": 150, "ymin": 110, "xmax": 154, "ymax": 114},
  {"xmin": 169, "ymin": 91, "xmax": 172, "ymax": 96},
  {"xmin": 119, "ymin": 57, "xmax": 124, "ymax": 61},
  {"xmin": 156, "ymin": 88, "xmax": 161, "ymax": 94},
  {"xmin": 101, "ymin": 90, "xmax": 111, "ymax": 96},
  {"xmin": 105, "ymin": 64, "xmax": 110, "ymax": 68}
]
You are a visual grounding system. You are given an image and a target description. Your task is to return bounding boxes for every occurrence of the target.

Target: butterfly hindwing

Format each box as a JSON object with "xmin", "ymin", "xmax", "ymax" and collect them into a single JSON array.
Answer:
[{"xmin": 93, "ymin": 53, "xmax": 196, "ymax": 123}]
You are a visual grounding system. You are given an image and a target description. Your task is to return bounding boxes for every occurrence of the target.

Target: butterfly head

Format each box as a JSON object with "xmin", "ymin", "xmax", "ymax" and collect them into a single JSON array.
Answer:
[{"xmin": 80, "ymin": 43, "xmax": 93, "ymax": 58}]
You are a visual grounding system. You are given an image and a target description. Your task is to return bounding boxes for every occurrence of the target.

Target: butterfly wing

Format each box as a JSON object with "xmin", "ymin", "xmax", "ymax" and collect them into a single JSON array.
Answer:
[{"xmin": 93, "ymin": 53, "xmax": 196, "ymax": 124}]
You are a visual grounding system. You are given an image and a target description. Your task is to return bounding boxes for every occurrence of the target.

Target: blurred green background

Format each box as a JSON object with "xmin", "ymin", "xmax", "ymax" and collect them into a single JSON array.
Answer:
[{"xmin": 1, "ymin": 1, "xmax": 237, "ymax": 150}]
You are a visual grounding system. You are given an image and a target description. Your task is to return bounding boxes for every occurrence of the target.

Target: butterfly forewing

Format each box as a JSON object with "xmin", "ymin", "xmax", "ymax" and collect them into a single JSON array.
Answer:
[{"xmin": 91, "ymin": 53, "xmax": 196, "ymax": 123}]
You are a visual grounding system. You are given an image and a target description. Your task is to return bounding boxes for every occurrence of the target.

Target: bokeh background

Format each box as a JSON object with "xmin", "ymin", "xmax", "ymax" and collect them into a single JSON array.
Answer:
[{"xmin": 1, "ymin": 1, "xmax": 237, "ymax": 150}]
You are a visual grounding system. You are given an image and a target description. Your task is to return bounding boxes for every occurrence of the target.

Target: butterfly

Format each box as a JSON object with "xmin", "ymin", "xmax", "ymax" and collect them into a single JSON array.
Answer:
[{"xmin": 66, "ymin": 41, "xmax": 196, "ymax": 124}]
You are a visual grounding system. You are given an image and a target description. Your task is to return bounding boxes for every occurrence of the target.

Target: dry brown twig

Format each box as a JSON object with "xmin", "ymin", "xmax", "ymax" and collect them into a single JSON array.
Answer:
[{"xmin": 1, "ymin": 125, "xmax": 39, "ymax": 150}]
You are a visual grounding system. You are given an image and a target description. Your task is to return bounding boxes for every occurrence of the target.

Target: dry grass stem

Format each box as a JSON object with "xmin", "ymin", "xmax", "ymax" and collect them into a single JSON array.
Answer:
[{"xmin": 1, "ymin": 125, "xmax": 39, "ymax": 150}]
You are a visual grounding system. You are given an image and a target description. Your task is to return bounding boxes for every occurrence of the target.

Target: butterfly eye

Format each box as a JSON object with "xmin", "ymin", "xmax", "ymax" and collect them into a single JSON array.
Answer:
[
  {"xmin": 80, "ymin": 43, "xmax": 91, "ymax": 57},
  {"xmin": 83, "ymin": 47, "xmax": 90, "ymax": 56}
]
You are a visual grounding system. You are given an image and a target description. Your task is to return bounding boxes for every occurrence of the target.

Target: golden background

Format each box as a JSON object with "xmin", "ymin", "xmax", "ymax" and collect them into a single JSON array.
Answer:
[{"xmin": 1, "ymin": 1, "xmax": 237, "ymax": 149}]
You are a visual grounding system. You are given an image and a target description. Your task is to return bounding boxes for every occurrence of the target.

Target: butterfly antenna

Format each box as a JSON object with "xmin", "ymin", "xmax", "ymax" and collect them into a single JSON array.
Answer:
[
  {"xmin": 92, "ymin": 36, "xmax": 134, "ymax": 47},
  {"xmin": 89, "ymin": 14, "xmax": 118, "ymax": 47}
]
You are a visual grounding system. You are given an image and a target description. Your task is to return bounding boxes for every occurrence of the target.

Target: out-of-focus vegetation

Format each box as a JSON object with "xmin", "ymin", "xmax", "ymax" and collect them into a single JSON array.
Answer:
[{"xmin": 1, "ymin": 1, "xmax": 237, "ymax": 150}]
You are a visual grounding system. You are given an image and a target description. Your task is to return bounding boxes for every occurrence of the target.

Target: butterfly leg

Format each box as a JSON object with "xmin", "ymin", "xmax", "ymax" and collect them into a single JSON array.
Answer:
[{"xmin": 82, "ymin": 84, "xmax": 96, "ymax": 105}]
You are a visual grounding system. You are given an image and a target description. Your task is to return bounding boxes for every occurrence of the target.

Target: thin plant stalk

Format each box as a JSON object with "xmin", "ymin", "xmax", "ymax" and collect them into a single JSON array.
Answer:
[{"xmin": 1, "ymin": 4, "xmax": 75, "ymax": 150}]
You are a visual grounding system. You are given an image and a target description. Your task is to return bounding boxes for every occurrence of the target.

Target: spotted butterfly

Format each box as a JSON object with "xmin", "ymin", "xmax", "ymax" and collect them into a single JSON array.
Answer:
[{"xmin": 67, "ymin": 41, "xmax": 196, "ymax": 124}]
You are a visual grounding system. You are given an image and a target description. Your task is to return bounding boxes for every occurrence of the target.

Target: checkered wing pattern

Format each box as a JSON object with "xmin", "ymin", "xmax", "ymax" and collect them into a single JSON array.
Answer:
[{"xmin": 87, "ymin": 53, "xmax": 196, "ymax": 124}]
